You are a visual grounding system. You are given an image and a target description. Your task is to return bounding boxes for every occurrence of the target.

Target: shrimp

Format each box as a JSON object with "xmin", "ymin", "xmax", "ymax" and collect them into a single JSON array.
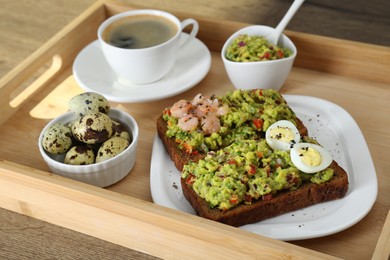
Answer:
[
  {"xmin": 201, "ymin": 114, "xmax": 221, "ymax": 135},
  {"xmin": 191, "ymin": 93, "xmax": 207, "ymax": 106},
  {"xmin": 170, "ymin": 99, "xmax": 193, "ymax": 118},
  {"xmin": 194, "ymin": 97, "xmax": 219, "ymax": 118},
  {"xmin": 194, "ymin": 102, "xmax": 213, "ymax": 117},
  {"xmin": 173, "ymin": 93, "xmax": 225, "ymax": 134},
  {"xmin": 178, "ymin": 115, "xmax": 199, "ymax": 132},
  {"xmin": 216, "ymin": 104, "xmax": 229, "ymax": 116}
]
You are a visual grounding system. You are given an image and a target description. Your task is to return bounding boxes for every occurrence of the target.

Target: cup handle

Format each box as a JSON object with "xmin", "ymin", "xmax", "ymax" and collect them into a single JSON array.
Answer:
[{"xmin": 179, "ymin": 18, "xmax": 199, "ymax": 47}]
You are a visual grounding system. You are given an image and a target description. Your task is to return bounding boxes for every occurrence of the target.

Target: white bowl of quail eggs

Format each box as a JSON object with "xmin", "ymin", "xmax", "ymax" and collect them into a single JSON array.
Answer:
[{"xmin": 38, "ymin": 92, "xmax": 139, "ymax": 187}]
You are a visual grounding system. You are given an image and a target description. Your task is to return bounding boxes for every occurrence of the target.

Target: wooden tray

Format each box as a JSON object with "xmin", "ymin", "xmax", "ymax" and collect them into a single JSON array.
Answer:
[{"xmin": 0, "ymin": 0, "xmax": 389, "ymax": 259}]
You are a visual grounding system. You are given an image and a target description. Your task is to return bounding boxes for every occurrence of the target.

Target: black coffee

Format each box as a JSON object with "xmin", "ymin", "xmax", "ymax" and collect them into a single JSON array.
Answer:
[{"xmin": 102, "ymin": 14, "xmax": 178, "ymax": 49}]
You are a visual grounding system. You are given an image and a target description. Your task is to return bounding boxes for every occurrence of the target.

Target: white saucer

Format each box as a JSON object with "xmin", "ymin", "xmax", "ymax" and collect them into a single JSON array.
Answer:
[{"xmin": 72, "ymin": 33, "xmax": 211, "ymax": 103}]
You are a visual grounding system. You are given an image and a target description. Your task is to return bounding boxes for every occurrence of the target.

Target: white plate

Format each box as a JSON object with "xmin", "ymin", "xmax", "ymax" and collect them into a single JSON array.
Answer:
[
  {"xmin": 72, "ymin": 34, "xmax": 211, "ymax": 103},
  {"xmin": 150, "ymin": 95, "xmax": 378, "ymax": 241}
]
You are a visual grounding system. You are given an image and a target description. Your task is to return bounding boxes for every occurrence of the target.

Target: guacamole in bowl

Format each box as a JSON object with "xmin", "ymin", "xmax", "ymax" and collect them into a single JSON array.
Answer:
[
  {"xmin": 225, "ymin": 34, "xmax": 292, "ymax": 62},
  {"xmin": 221, "ymin": 25, "xmax": 297, "ymax": 90}
]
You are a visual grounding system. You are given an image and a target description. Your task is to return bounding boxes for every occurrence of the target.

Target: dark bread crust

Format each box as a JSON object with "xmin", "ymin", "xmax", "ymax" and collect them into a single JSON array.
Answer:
[
  {"xmin": 181, "ymin": 161, "xmax": 348, "ymax": 226},
  {"xmin": 156, "ymin": 114, "xmax": 308, "ymax": 172}
]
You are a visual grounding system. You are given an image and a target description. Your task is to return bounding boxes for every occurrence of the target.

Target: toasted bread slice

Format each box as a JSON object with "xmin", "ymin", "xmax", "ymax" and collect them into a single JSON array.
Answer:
[
  {"xmin": 181, "ymin": 161, "xmax": 348, "ymax": 227},
  {"xmin": 156, "ymin": 90, "xmax": 348, "ymax": 226}
]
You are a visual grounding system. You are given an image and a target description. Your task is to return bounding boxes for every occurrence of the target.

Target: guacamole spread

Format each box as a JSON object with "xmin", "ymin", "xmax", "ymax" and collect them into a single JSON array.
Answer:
[
  {"xmin": 182, "ymin": 138, "xmax": 334, "ymax": 210},
  {"xmin": 163, "ymin": 89, "xmax": 297, "ymax": 154},
  {"xmin": 225, "ymin": 34, "xmax": 292, "ymax": 62}
]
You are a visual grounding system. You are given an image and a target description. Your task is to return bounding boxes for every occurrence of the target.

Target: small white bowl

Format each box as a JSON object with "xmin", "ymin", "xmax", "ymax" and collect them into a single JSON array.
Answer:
[
  {"xmin": 38, "ymin": 108, "xmax": 139, "ymax": 187},
  {"xmin": 221, "ymin": 25, "xmax": 297, "ymax": 91}
]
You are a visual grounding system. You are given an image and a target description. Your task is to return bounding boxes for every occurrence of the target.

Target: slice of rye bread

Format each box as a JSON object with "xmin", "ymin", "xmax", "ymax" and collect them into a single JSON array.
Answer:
[
  {"xmin": 181, "ymin": 161, "xmax": 348, "ymax": 227},
  {"xmin": 157, "ymin": 112, "xmax": 349, "ymax": 226},
  {"xmin": 156, "ymin": 114, "xmax": 309, "ymax": 172}
]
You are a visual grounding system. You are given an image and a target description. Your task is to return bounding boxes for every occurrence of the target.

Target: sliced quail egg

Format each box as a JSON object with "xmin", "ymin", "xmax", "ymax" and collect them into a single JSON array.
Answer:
[
  {"xmin": 290, "ymin": 143, "xmax": 332, "ymax": 174},
  {"xmin": 265, "ymin": 120, "xmax": 300, "ymax": 151}
]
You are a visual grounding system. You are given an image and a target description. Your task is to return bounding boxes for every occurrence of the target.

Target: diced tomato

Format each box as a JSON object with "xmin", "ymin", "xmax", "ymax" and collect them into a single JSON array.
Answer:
[
  {"xmin": 253, "ymin": 118, "xmax": 263, "ymax": 129},
  {"xmin": 263, "ymin": 52, "xmax": 270, "ymax": 59},
  {"xmin": 185, "ymin": 174, "xmax": 196, "ymax": 185},
  {"xmin": 230, "ymin": 194, "xmax": 239, "ymax": 204},
  {"xmin": 248, "ymin": 164, "xmax": 256, "ymax": 175},
  {"xmin": 183, "ymin": 143, "xmax": 193, "ymax": 154},
  {"xmin": 277, "ymin": 50, "xmax": 284, "ymax": 58},
  {"xmin": 163, "ymin": 109, "xmax": 171, "ymax": 116},
  {"xmin": 227, "ymin": 159, "xmax": 237, "ymax": 165}
]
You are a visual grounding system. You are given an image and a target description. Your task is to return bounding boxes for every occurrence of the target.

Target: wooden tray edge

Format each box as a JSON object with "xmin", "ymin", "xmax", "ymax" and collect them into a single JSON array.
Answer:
[{"xmin": 0, "ymin": 160, "xmax": 340, "ymax": 259}]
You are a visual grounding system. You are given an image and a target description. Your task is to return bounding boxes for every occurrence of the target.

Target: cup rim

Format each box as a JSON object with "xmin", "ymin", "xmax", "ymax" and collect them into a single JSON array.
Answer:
[
  {"xmin": 38, "ymin": 108, "xmax": 139, "ymax": 172},
  {"xmin": 97, "ymin": 9, "xmax": 182, "ymax": 51},
  {"xmin": 221, "ymin": 25, "xmax": 297, "ymax": 65}
]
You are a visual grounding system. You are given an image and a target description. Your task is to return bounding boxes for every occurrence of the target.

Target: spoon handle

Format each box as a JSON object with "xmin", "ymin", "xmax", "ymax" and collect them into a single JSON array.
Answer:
[{"xmin": 269, "ymin": 0, "xmax": 305, "ymax": 45}]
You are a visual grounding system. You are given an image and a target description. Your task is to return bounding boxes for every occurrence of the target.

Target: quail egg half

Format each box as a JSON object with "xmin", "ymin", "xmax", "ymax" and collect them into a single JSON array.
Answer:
[
  {"xmin": 290, "ymin": 142, "xmax": 333, "ymax": 174},
  {"xmin": 265, "ymin": 120, "xmax": 301, "ymax": 151}
]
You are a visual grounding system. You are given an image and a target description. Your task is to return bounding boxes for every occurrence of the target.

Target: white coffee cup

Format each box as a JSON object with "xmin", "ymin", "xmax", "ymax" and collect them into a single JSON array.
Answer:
[{"xmin": 98, "ymin": 10, "xmax": 199, "ymax": 85}]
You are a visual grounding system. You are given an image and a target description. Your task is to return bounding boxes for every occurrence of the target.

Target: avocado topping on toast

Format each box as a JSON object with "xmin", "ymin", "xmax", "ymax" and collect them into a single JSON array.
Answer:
[
  {"xmin": 163, "ymin": 89, "xmax": 298, "ymax": 154},
  {"xmin": 182, "ymin": 138, "xmax": 334, "ymax": 211}
]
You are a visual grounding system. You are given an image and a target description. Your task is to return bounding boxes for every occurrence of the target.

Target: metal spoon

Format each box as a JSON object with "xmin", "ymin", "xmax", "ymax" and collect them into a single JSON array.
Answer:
[{"xmin": 267, "ymin": 0, "xmax": 305, "ymax": 45}]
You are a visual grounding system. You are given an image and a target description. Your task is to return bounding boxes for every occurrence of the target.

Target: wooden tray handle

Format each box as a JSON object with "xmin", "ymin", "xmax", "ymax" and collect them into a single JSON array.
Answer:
[
  {"xmin": 0, "ymin": 51, "xmax": 64, "ymax": 125},
  {"xmin": 9, "ymin": 55, "xmax": 63, "ymax": 109},
  {"xmin": 0, "ymin": 1, "xmax": 106, "ymax": 125}
]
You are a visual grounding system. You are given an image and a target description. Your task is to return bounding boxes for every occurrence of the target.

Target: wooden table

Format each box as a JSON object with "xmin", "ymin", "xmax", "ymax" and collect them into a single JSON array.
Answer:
[{"xmin": 0, "ymin": 0, "xmax": 389, "ymax": 259}]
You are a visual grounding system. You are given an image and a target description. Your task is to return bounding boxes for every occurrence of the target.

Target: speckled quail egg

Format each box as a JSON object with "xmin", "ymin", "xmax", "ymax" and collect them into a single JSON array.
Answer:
[
  {"xmin": 96, "ymin": 137, "xmax": 129, "ymax": 163},
  {"xmin": 64, "ymin": 145, "xmax": 95, "ymax": 165},
  {"xmin": 69, "ymin": 92, "xmax": 110, "ymax": 117},
  {"xmin": 290, "ymin": 142, "xmax": 332, "ymax": 174},
  {"xmin": 112, "ymin": 120, "xmax": 132, "ymax": 142},
  {"xmin": 41, "ymin": 123, "xmax": 73, "ymax": 154},
  {"xmin": 71, "ymin": 112, "xmax": 113, "ymax": 144},
  {"xmin": 266, "ymin": 120, "xmax": 301, "ymax": 151}
]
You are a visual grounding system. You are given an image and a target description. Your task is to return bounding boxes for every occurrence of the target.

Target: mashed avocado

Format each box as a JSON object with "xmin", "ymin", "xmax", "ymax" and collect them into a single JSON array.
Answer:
[
  {"xmin": 163, "ymin": 89, "xmax": 297, "ymax": 154},
  {"xmin": 164, "ymin": 90, "xmax": 335, "ymax": 210},
  {"xmin": 182, "ymin": 139, "xmax": 334, "ymax": 210},
  {"xmin": 225, "ymin": 34, "xmax": 292, "ymax": 62}
]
